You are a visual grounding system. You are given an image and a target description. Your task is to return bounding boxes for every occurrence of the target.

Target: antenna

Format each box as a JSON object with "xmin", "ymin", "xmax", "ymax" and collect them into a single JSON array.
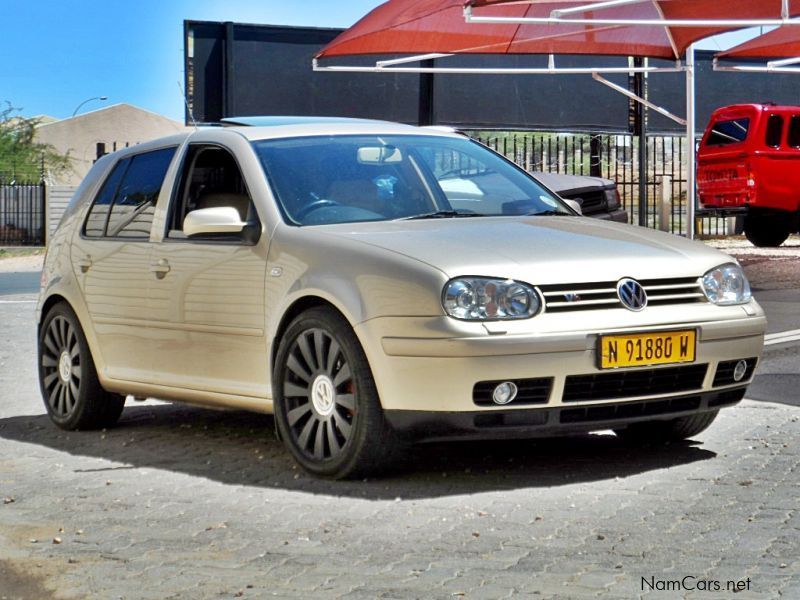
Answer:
[{"xmin": 178, "ymin": 81, "xmax": 198, "ymax": 130}]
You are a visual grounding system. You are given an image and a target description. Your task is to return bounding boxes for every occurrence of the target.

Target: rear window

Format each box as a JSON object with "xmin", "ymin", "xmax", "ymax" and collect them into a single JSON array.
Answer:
[
  {"xmin": 83, "ymin": 147, "xmax": 176, "ymax": 239},
  {"xmin": 705, "ymin": 118, "xmax": 750, "ymax": 147},
  {"xmin": 765, "ymin": 115, "xmax": 784, "ymax": 148}
]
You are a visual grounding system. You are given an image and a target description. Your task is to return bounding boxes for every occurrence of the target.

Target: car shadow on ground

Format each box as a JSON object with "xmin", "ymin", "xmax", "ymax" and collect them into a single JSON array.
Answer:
[{"xmin": 0, "ymin": 403, "xmax": 716, "ymax": 499}]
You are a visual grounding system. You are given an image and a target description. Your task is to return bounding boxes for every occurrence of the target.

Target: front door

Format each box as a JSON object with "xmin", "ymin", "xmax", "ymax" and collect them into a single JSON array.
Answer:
[{"xmin": 148, "ymin": 144, "xmax": 269, "ymax": 400}]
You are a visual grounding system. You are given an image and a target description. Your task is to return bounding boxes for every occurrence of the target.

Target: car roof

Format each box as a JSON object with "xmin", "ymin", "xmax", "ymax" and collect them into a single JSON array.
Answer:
[
  {"xmin": 216, "ymin": 116, "xmax": 460, "ymax": 141},
  {"xmin": 220, "ymin": 116, "xmax": 392, "ymax": 127},
  {"xmin": 711, "ymin": 103, "xmax": 800, "ymax": 117}
]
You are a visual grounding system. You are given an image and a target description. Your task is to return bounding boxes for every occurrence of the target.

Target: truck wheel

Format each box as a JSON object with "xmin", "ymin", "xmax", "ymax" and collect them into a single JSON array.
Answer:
[
  {"xmin": 744, "ymin": 215, "xmax": 791, "ymax": 247},
  {"xmin": 614, "ymin": 411, "xmax": 718, "ymax": 445},
  {"xmin": 273, "ymin": 306, "xmax": 399, "ymax": 479}
]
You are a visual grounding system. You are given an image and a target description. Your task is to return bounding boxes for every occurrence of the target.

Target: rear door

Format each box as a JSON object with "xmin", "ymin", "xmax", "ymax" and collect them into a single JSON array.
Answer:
[
  {"xmin": 698, "ymin": 113, "xmax": 752, "ymax": 208},
  {"xmin": 72, "ymin": 146, "xmax": 178, "ymax": 384}
]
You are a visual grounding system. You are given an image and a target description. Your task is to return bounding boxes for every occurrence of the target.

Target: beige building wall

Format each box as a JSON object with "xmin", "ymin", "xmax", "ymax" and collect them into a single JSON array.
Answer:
[{"xmin": 35, "ymin": 104, "xmax": 188, "ymax": 185}]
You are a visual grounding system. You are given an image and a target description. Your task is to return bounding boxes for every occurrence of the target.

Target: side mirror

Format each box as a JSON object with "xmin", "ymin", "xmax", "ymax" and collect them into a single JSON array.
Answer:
[
  {"xmin": 183, "ymin": 207, "xmax": 247, "ymax": 237},
  {"xmin": 563, "ymin": 198, "xmax": 583, "ymax": 215}
]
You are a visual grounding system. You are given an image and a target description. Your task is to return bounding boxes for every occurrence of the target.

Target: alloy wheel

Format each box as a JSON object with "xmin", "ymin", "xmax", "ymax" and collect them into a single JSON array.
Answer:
[
  {"xmin": 282, "ymin": 328, "xmax": 356, "ymax": 462},
  {"xmin": 41, "ymin": 315, "xmax": 82, "ymax": 418}
]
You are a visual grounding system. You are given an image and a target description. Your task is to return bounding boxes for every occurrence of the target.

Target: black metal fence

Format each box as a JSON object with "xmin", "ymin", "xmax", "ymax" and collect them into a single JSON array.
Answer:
[
  {"xmin": 0, "ymin": 180, "xmax": 47, "ymax": 246},
  {"xmin": 469, "ymin": 131, "xmax": 731, "ymax": 236}
]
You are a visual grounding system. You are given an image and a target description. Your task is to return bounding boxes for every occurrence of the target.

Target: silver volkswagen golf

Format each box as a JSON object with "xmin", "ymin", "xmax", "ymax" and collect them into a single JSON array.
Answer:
[{"xmin": 37, "ymin": 117, "xmax": 766, "ymax": 478}]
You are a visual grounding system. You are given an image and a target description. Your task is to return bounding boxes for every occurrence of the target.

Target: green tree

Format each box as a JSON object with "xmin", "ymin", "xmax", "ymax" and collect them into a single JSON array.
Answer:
[{"xmin": 0, "ymin": 103, "xmax": 71, "ymax": 182}]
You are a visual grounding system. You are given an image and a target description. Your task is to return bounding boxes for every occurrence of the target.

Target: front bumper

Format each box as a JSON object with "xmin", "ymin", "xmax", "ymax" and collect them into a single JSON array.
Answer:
[
  {"xmin": 354, "ymin": 301, "xmax": 766, "ymax": 419},
  {"xmin": 386, "ymin": 387, "xmax": 746, "ymax": 442}
]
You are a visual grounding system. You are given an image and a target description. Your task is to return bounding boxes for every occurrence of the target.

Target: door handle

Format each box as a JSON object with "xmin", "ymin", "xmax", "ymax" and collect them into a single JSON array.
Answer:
[
  {"xmin": 150, "ymin": 259, "xmax": 171, "ymax": 279},
  {"xmin": 77, "ymin": 256, "xmax": 92, "ymax": 273}
]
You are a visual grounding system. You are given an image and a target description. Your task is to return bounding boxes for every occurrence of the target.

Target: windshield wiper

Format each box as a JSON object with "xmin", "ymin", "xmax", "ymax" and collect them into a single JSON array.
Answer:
[
  {"xmin": 399, "ymin": 210, "xmax": 486, "ymax": 221},
  {"xmin": 525, "ymin": 210, "xmax": 571, "ymax": 217}
]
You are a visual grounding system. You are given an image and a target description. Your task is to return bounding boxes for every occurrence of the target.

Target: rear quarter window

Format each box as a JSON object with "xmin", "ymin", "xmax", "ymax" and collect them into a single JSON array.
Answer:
[
  {"xmin": 83, "ymin": 159, "xmax": 128, "ymax": 238},
  {"xmin": 705, "ymin": 118, "xmax": 750, "ymax": 147}
]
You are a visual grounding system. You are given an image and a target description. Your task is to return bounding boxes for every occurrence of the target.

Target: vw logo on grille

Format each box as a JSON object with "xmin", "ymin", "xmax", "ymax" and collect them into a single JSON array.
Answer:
[{"xmin": 617, "ymin": 278, "xmax": 648, "ymax": 311}]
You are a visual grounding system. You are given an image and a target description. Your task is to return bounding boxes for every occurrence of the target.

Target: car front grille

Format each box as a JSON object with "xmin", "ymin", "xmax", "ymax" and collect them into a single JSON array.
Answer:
[
  {"xmin": 560, "ymin": 189, "xmax": 605, "ymax": 213},
  {"xmin": 560, "ymin": 395, "xmax": 703, "ymax": 424},
  {"xmin": 562, "ymin": 364, "xmax": 709, "ymax": 402},
  {"xmin": 540, "ymin": 276, "xmax": 706, "ymax": 313}
]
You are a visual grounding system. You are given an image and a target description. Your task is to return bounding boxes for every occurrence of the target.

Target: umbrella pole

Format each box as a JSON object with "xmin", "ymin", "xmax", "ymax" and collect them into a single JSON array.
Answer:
[{"xmin": 685, "ymin": 44, "xmax": 697, "ymax": 240}]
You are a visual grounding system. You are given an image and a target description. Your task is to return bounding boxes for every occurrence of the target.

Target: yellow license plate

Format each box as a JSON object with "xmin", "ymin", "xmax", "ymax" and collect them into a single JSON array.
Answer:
[{"xmin": 599, "ymin": 330, "xmax": 696, "ymax": 369}]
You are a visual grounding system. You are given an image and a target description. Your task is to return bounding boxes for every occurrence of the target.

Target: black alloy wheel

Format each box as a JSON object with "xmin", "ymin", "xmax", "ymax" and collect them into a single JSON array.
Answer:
[
  {"xmin": 273, "ymin": 307, "xmax": 398, "ymax": 479},
  {"xmin": 38, "ymin": 302, "xmax": 125, "ymax": 430}
]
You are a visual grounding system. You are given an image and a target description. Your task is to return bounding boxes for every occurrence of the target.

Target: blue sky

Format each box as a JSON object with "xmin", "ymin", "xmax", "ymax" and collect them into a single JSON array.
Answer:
[
  {"xmin": 2, "ymin": 1, "xmax": 384, "ymax": 121},
  {"xmin": 1, "ymin": 0, "xmax": 760, "ymax": 123}
]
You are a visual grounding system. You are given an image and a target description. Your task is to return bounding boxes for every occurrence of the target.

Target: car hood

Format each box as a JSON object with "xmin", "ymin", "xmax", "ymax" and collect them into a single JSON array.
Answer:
[
  {"xmin": 532, "ymin": 172, "xmax": 613, "ymax": 193},
  {"xmin": 317, "ymin": 217, "xmax": 734, "ymax": 284}
]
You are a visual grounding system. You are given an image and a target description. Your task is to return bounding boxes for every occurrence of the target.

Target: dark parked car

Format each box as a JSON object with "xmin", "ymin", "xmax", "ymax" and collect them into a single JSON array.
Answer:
[{"xmin": 534, "ymin": 172, "xmax": 628, "ymax": 223}]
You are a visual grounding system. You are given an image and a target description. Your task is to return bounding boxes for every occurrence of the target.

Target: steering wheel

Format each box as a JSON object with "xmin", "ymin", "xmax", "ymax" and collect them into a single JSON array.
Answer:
[{"xmin": 294, "ymin": 198, "xmax": 342, "ymax": 221}]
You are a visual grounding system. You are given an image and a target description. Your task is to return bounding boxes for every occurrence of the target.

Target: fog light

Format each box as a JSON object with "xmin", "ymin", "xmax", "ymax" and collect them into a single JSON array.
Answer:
[
  {"xmin": 492, "ymin": 382, "xmax": 518, "ymax": 405},
  {"xmin": 733, "ymin": 360, "xmax": 749, "ymax": 382}
]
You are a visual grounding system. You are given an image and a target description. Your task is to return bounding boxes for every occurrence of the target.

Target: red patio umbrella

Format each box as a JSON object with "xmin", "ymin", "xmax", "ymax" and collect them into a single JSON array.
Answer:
[
  {"xmin": 317, "ymin": 0, "xmax": 800, "ymax": 63},
  {"xmin": 315, "ymin": 0, "xmax": 800, "ymax": 239},
  {"xmin": 716, "ymin": 26, "xmax": 800, "ymax": 59}
]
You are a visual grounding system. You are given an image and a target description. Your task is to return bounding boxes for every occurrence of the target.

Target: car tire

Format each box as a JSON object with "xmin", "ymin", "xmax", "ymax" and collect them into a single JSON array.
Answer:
[
  {"xmin": 38, "ymin": 302, "xmax": 125, "ymax": 430},
  {"xmin": 272, "ymin": 306, "xmax": 399, "ymax": 479},
  {"xmin": 613, "ymin": 411, "xmax": 718, "ymax": 445},
  {"xmin": 743, "ymin": 214, "xmax": 791, "ymax": 247}
]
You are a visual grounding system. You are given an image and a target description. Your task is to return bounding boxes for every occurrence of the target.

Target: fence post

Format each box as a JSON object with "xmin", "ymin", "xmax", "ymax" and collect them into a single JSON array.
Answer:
[
  {"xmin": 659, "ymin": 176, "xmax": 672, "ymax": 232},
  {"xmin": 42, "ymin": 181, "xmax": 49, "ymax": 246},
  {"xmin": 589, "ymin": 135, "xmax": 602, "ymax": 177}
]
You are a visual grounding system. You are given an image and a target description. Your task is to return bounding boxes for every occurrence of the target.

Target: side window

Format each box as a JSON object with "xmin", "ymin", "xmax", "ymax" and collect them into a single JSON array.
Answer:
[
  {"xmin": 705, "ymin": 118, "xmax": 750, "ymax": 147},
  {"xmin": 788, "ymin": 116, "xmax": 800, "ymax": 148},
  {"xmin": 765, "ymin": 115, "xmax": 784, "ymax": 148},
  {"xmin": 83, "ymin": 159, "xmax": 129, "ymax": 237},
  {"xmin": 167, "ymin": 145, "xmax": 257, "ymax": 242},
  {"xmin": 106, "ymin": 147, "xmax": 177, "ymax": 238}
]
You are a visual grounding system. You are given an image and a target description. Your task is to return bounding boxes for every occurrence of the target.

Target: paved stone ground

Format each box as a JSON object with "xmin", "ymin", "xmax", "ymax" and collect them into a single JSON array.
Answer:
[{"xmin": 1, "ymin": 252, "xmax": 799, "ymax": 598}]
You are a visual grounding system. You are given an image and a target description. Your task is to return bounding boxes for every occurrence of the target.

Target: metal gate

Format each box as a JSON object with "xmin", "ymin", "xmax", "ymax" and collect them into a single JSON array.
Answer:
[
  {"xmin": 0, "ymin": 181, "xmax": 47, "ymax": 246},
  {"xmin": 469, "ymin": 131, "xmax": 730, "ymax": 237}
]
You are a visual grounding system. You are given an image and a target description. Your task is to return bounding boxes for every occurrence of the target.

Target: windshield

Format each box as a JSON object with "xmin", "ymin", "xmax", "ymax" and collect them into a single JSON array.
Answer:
[{"xmin": 253, "ymin": 135, "xmax": 569, "ymax": 225}]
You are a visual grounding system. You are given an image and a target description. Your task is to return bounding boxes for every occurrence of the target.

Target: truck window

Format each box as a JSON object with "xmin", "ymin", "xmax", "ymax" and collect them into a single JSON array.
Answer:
[
  {"xmin": 706, "ymin": 118, "xmax": 750, "ymax": 146},
  {"xmin": 765, "ymin": 115, "xmax": 784, "ymax": 148},
  {"xmin": 788, "ymin": 116, "xmax": 800, "ymax": 148}
]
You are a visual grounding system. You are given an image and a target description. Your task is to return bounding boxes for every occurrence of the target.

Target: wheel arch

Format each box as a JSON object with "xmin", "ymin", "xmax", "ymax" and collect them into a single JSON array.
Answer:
[
  {"xmin": 38, "ymin": 293, "xmax": 108, "ymax": 385},
  {"xmin": 270, "ymin": 295, "xmax": 353, "ymax": 375},
  {"xmin": 39, "ymin": 294, "xmax": 72, "ymax": 329}
]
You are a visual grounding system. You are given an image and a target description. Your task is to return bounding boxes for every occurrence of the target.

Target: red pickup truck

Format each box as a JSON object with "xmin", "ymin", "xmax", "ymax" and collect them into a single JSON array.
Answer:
[{"xmin": 698, "ymin": 103, "xmax": 800, "ymax": 247}]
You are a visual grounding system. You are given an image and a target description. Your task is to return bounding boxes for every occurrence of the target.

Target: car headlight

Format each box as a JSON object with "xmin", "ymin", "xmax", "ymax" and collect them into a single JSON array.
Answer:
[
  {"xmin": 443, "ymin": 277, "xmax": 541, "ymax": 320},
  {"xmin": 701, "ymin": 263, "xmax": 751, "ymax": 305},
  {"xmin": 604, "ymin": 187, "xmax": 621, "ymax": 210}
]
